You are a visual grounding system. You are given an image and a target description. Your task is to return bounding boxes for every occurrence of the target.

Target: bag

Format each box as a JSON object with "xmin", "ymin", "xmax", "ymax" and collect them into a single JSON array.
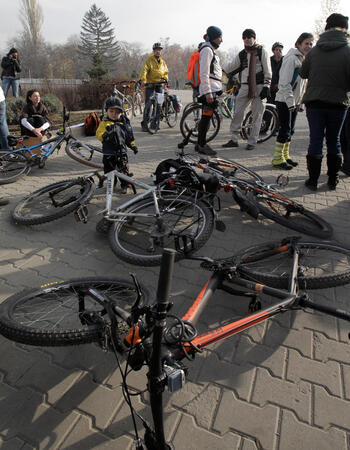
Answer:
[
  {"xmin": 171, "ymin": 95, "xmax": 182, "ymax": 113},
  {"xmin": 187, "ymin": 51, "xmax": 201, "ymax": 87},
  {"xmin": 84, "ymin": 112, "xmax": 101, "ymax": 136}
]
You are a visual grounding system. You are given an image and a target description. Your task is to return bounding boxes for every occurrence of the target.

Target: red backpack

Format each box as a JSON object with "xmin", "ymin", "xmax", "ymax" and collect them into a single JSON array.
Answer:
[
  {"xmin": 187, "ymin": 51, "xmax": 200, "ymax": 87},
  {"xmin": 84, "ymin": 112, "xmax": 101, "ymax": 136}
]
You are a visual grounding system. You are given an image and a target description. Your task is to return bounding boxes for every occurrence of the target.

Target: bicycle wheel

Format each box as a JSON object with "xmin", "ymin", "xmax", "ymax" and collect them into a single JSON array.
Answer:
[
  {"xmin": 180, "ymin": 103, "xmax": 220, "ymax": 144},
  {"xmin": 241, "ymin": 105, "xmax": 278, "ymax": 143},
  {"xmin": 12, "ymin": 178, "xmax": 95, "ymax": 225},
  {"xmin": 123, "ymin": 95, "xmax": 133, "ymax": 119},
  {"xmin": 165, "ymin": 98, "xmax": 178, "ymax": 128},
  {"xmin": 237, "ymin": 240, "xmax": 350, "ymax": 289},
  {"xmin": 145, "ymin": 99, "xmax": 160, "ymax": 134},
  {"xmin": 211, "ymin": 158, "xmax": 263, "ymax": 183},
  {"xmin": 65, "ymin": 139, "xmax": 103, "ymax": 169},
  {"xmin": 245, "ymin": 187, "xmax": 333, "ymax": 239},
  {"xmin": 0, "ymin": 277, "xmax": 150, "ymax": 346},
  {"xmin": 108, "ymin": 194, "xmax": 214, "ymax": 266},
  {"xmin": 0, "ymin": 151, "xmax": 31, "ymax": 185},
  {"xmin": 132, "ymin": 92, "xmax": 143, "ymax": 116}
]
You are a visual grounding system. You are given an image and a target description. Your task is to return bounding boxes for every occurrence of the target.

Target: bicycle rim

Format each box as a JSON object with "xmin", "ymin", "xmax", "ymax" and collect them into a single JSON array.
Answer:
[
  {"xmin": 108, "ymin": 195, "xmax": 214, "ymax": 266},
  {"xmin": 12, "ymin": 178, "xmax": 95, "ymax": 225},
  {"xmin": 0, "ymin": 278, "xmax": 150, "ymax": 346},
  {"xmin": 241, "ymin": 106, "xmax": 278, "ymax": 143},
  {"xmin": 249, "ymin": 189, "xmax": 333, "ymax": 239},
  {"xmin": 165, "ymin": 100, "xmax": 178, "ymax": 127},
  {"xmin": 212, "ymin": 158, "xmax": 263, "ymax": 183},
  {"xmin": 0, "ymin": 151, "xmax": 30, "ymax": 184},
  {"xmin": 237, "ymin": 240, "xmax": 350, "ymax": 289},
  {"xmin": 65, "ymin": 140, "xmax": 103, "ymax": 169},
  {"xmin": 180, "ymin": 104, "xmax": 220, "ymax": 144}
]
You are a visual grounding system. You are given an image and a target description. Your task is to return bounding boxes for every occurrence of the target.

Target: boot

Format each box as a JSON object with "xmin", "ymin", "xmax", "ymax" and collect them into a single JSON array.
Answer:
[
  {"xmin": 305, "ymin": 155, "xmax": 322, "ymax": 191},
  {"xmin": 283, "ymin": 141, "xmax": 298, "ymax": 167},
  {"xmin": 272, "ymin": 142, "xmax": 292, "ymax": 170},
  {"xmin": 327, "ymin": 153, "xmax": 342, "ymax": 190}
]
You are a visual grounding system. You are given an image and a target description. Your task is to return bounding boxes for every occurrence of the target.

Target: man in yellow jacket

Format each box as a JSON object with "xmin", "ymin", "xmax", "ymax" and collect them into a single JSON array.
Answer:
[{"xmin": 139, "ymin": 42, "xmax": 169, "ymax": 131}]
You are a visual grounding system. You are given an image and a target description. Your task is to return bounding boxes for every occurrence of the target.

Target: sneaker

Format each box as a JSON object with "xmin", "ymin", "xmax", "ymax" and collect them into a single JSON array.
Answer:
[
  {"xmin": 222, "ymin": 139, "xmax": 239, "ymax": 148},
  {"xmin": 195, "ymin": 144, "xmax": 217, "ymax": 156},
  {"xmin": 286, "ymin": 158, "xmax": 298, "ymax": 167},
  {"xmin": 246, "ymin": 144, "xmax": 256, "ymax": 151},
  {"xmin": 272, "ymin": 162, "xmax": 293, "ymax": 170}
]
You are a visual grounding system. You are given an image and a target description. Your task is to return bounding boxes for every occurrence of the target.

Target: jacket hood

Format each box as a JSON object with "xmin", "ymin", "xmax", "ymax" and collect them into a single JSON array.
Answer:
[
  {"xmin": 316, "ymin": 29, "xmax": 349, "ymax": 51},
  {"xmin": 284, "ymin": 47, "xmax": 304, "ymax": 59}
]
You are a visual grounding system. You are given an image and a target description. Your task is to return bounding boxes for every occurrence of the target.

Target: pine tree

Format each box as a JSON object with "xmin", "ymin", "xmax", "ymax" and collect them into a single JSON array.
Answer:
[{"xmin": 79, "ymin": 3, "xmax": 120, "ymax": 79}]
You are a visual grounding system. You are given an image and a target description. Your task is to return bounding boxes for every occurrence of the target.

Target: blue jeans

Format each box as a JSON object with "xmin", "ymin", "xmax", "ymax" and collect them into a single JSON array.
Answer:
[
  {"xmin": 306, "ymin": 107, "xmax": 347, "ymax": 156},
  {"xmin": 0, "ymin": 100, "xmax": 10, "ymax": 149},
  {"xmin": 2, "ymin": 78, "xmax": 19, "ymax": 97}
]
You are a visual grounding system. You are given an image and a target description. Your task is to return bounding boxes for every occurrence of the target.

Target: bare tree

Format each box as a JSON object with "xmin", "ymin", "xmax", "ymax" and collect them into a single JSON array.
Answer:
[{"xmin": 314, "ymin": 0, "xmax": 341, "ymax": 38}]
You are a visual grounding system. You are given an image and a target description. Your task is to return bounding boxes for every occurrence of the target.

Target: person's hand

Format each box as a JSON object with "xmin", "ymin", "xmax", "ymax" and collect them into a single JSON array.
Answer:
[
  {"xmin": 132, "ymin": 146, "xmax": 138, "ymax": 154},
  {"xmin": 33, "ymin": 128, "xmax": 42, "ymax": 138},
  {"xmin": 206, "ymin": 93, "xmax": 214, "ymax": 104},
  {"xmin": 260, "ymin": 86, "xmax": 270, "ymax": 100}
]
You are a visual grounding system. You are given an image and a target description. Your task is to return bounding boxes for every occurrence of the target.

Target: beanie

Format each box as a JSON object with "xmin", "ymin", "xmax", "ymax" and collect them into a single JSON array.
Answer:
[
  {"xmin": 242, "ymin": 29, "xmax": 256, "ymax": 39},
  {"xmin": 204, "ymin": 26, "xmax": 222, "ymax": 42},
  {"xmin": 325, "ymin": 13, "xmax": 348, "ymax": 30}
]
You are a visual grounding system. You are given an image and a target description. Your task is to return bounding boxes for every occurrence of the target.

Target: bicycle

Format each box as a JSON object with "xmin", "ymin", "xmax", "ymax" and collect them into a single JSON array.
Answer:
[
  {"xmin": 132, "ymin": 80, "xmax": 145, "ymax": 116},
  {"xmin": 1, "ymin": 237, "xmax": 350, "ymax": 448},
  {"xmin": 0, "ymin": 108, "xmax": 101, "ymax": 184},
  {"xmin": 180, "ymin": 93, "xmax": 278, "ymax": 145},
  {"xmin": 154, "ymin": 134, "xmax": 333, "ymax": 239},
  {"xmin": 143, "ymin": 81, "xmax": 178, "ymax": 134},
  {"xmin": 12, "ymin": 168, "xmax": 217, "ymax": 266},
  {"xmin": 102, "ymin": 82, "xmax": 134, "ymax": 119}
]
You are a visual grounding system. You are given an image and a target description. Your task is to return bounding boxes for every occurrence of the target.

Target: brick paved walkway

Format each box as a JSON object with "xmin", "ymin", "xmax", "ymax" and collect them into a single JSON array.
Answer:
[{"xmin": 0, "ymin": 91, "xmax": 349, "ymax": 449}]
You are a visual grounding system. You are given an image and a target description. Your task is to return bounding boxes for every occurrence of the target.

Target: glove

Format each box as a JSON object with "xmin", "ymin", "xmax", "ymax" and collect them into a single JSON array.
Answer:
[
  {"xmin": 132, "ymin": 146, "xmax": 138, "ymax": 154},
  {"xmin": 260, "ymin": 86, "xmax": 270, "ymax": 100}
]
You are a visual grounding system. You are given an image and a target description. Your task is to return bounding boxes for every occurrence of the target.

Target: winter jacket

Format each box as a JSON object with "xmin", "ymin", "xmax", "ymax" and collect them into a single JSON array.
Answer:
[
  {"xmin": 139, "ymin": 54, "xmax": 168, "ymax": 84},
  {"xmin": 276, "ymin": 48, "xmax": 307, "ymax": 108},
  {"xmin": 199, "ymin": 42, "xmax": 222, "ymax": 96},
  {"xmin": 300, "ymin": 29, "xmax": 350, "ymax": 107},
  {"xmin": 96, "ymin": 115, "xmax": 136, "ymax": 156},
  {"xmin": 1, "ymin": 55, "xmax": 21, "ymax": 79},
  {"xmin": 229, "ymin": 45, "xmax": 272, "ymax": 87}
]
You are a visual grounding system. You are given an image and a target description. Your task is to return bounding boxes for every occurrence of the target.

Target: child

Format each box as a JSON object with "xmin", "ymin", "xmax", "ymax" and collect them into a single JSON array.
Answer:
[{"xmin": 96, "ymin": 97, "xmax": 138, "ymax": 193}]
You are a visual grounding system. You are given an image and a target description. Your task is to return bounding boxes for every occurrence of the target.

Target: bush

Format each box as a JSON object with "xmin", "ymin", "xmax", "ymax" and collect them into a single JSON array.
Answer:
[
  {"xmin": 41, "ymin": 94, "xmax": 63, "ymax": 114},
  {"xmin": 5, "ymin": 97, "xmax": 26, "ymax": 125}
]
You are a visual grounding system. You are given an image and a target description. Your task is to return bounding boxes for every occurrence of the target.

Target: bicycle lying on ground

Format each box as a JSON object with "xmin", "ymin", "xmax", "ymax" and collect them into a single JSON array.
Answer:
[
  {"xmin": 180, "ymin": 92, "xmax": 278, "ymax": 145},
  {"xmin": 154, "ymin": 134, "xmax": 333, "ymax": 239},
  {"xmin": 0, "ymin": 237, "xmax": 350, "ymax": 448},
  {"xmin": 12, "ymin": 168, "xmax": 219, "ymax": 266},
  {"xmin": 0, "ymin": 108, "xmax": 101, "ymax": 184},
  {"xmin": 143, "ymin": 81, "xmax": 178, "ymax": 134}
]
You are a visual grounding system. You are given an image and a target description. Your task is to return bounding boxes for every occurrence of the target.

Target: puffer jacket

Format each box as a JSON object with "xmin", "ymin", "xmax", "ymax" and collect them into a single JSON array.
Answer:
[
  {"xmin": 139, "ymin": 54, "xmax": 168, "ymax": 84},
  {"xmin": 300, "ymin": 29, "xmax": 350, "ymax": 107},
  {"xmin": 276, "ymin": 47, "xmax": 307, "ymax": 108}
]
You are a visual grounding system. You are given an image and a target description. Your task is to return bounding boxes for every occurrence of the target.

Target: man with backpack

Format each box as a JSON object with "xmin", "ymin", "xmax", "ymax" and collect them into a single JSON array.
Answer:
[
  {"xmin": 196, "ymin": 26, "xmax": 223, "ymax": 156},
  {"xmin": 223, "ymin": 29, "xmax": 272, "ymax": 150}
]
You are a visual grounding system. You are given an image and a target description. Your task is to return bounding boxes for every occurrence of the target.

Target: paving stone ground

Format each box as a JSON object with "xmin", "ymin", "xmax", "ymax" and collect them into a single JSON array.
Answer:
[{"xmin": 0, "ymin": 90, "xmax": 350, "ymax": 449}]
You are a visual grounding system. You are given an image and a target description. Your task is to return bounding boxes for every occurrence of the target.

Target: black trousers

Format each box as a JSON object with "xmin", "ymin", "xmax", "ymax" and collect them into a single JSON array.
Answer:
[
  {"xmin": 340, "ymin": 109, "xmax": 350, "ymax": 172},
  {"xmin": 276, "ymin": 101, "xmax": 298, "ymax": 143}
]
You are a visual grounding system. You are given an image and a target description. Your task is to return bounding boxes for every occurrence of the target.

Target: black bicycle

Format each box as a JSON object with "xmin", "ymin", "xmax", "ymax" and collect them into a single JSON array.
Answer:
[{"xmin": 143, "ymin": 81, "xmax": 178, "ymax": 134}]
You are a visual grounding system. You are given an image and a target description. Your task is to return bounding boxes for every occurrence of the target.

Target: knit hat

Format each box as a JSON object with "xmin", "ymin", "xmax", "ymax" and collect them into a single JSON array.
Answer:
[
  {"xmin": 325, "ymin": 13, "xmax": 348, "ymax": 30},
  {"xmin": 242, "ymin": 29, "xmax": 256, "ymax": 39},
  {"xmin": 204, "ymin": 26, "xmax": 222, "ymax": 42}
]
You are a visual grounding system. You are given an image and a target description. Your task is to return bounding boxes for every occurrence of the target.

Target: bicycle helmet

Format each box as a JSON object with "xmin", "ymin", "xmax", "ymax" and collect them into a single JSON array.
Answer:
[
  {"xmin": 152, "ymin": 42, "xmax": 163, "ymax": 50},
  {"xmin": 105, "ymin": 97, "xmax": 123, "ymax": 111},
  {"xmin": 272, "ymin": 42, "xmax": 283, "ymax": 51}
]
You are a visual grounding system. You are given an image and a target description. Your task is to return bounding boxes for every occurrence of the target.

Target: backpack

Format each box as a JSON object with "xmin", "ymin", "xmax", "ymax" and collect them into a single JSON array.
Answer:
[
  {"xmin": 84, "ymin": 112, "xmax": 101, "ymax": 136},
  {"xmin": 187, "ymin": 44, "xmax": 218, "ymax": 87}
]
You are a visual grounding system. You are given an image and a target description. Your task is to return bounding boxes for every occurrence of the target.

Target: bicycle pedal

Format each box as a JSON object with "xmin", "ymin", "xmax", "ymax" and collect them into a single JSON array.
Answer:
[{"xmin": 74, "ymin": 205, "xmax": 89, "ymax": 223}]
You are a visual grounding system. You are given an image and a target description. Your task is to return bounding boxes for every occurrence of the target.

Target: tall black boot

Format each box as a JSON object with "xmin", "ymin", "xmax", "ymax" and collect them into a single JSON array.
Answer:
[
  {"xmin": 305, "ymin": 155, "xmax": 322, "ymax": 191},
  {"xmin": 327, "ymin": 153, "xmax": 342, "ymax": 190}
]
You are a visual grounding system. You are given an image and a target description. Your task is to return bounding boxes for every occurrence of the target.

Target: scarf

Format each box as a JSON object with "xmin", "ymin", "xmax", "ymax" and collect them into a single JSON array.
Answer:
[{"xmin": 245, "ymin": 44, "xmax": 259, "ymax": 99}]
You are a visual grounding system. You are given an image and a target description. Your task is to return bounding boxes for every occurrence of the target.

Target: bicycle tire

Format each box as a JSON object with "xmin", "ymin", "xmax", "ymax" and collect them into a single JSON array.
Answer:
[
  {"xmin": 0, "ymin": 277, "xmax": 150, "ymax": 346},
  {"xmin": 236, "ymin": 240, "xmax": 350, "ymax": 289},
  {"xmin": 245, "ymin": 188, "xmax": 333, "ymax": 239},
  {"xmin": 241, "ymin": 105, "xmax": 278, "ymax": 143},
  {"xmin": 165, "ymin": 98, "xmax": 178, "ymax": 128},
  {"xmin": 145, "ymin": 99, "xmax": 160, "ymax": 134},
  {"xmin": 0, "ymin": 151, "xmax": 31, "ymax": 184},
  {"xmin": 12, "ymin": 178, "xmax": 95, "ymax": 225},
  {"xmin": 132, "ymin": 92, "xmax": 143, "ymax": 116},
  {"xmin": 65, "ymin": 140, "xmax": 103, "ymax": 169},
  {"xmin": 180, "ymin": 103, "xmax": 220, "ymax": 144},
  {"xmin": 108, "ymin": 194, "xmax": 214, "ymax": 266}
]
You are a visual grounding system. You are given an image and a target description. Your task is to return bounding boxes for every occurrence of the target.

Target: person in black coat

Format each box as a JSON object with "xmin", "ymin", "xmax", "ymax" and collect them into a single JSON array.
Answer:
[{"xmin": 1, "ymin": 48, "xmax": 21, "ymax": 98}]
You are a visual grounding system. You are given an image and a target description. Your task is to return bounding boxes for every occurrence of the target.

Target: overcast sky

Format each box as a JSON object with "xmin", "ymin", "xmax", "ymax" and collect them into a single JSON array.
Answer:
[{"xmin": 1, "ymin": 0, "xmax": 349, "ymax": 56}]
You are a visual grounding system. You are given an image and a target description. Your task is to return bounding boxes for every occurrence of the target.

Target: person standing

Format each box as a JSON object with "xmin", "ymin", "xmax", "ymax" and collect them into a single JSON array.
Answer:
[
  {"xmin": 139, "ymin": 43, "xmax": 168, "ymax": 131},
  {"xmin": 1, "ymin": 48, "xmax": 21, "ymax": 98},
  {"xmin": 271, "ymin": 33, "xmax": 314, "ymax": 170},
  {"xmin": 223, "ymin": 29, "xmax": 271, "ymax": 150},
  {"xmin": 268, "ymin": 42, "xmax": 284, "ymax": 104},
  {"xmin": 300, "ymin": 13, "xmax": 350, "ymax": 190},
  {"xmin": 196, "ymin": 26, "xmax": 223, "ymax": 156}
]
